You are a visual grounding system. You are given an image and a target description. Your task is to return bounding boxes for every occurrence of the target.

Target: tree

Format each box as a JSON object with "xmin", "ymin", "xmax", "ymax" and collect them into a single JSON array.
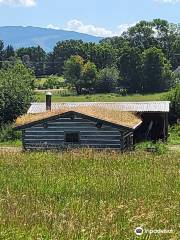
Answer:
[
  {"xmin": 88, "ymin": 43, "xmax": 116, "ymax": 69},
  {"xmin": 142, "ymin": 47, "xmax": 172, "ymax": 93},
  {"xmin": 117, "ymin": 47, "xmax": 142, "ymax": 93},
  {"xmin": 0, "ymin": 40, "xmax": 4, "ymax": 68},
  {"xmin": 0, "ymin": 61, "xmax": 35, "ymax": 123},
  {"xmin": 165, "ymin": 84, "xmax": 180, "ymax": 122},
  {"xmin": 0, "ymin": 40, "xmax": 3, "ymax": 52},
  {"xmin": 95, "ymin": 67, "xmax": 119, "ymax": 93},
  {"xmin": 124, "ymin": 21, "xmax": 156, "ymax": 50},
  {"xmin": 53, "ymin": 40, "xmax": 87, "ymax": 75},
  {"xmin": 16, "ymin": 46, "xmax": 46, "ymax": 76},
  {"xmin": 21, "ymin": 54, "xmax": 33, "ymax": 69},
  {"xmin": 100, "ymin": 36, "xmax": 129, "ymax": 50},
  {"xmin": 173, "ymin": 36, "xmax": 180, "ymax": 67},
  {"xmin": 82, "ymin": 61, "xmax": 97, "ymax": 90},
  {"xmin": 152, "ymin": 19, "xmax": 177, "ymax": 67},
  {"xmin": 34, "ymin": 45, "xmax": 46, "ymax": 76},
  {"xmin": 64, "ymin": 55, "xmax": 84, "ymax": 94},
  {"xmin": 120, "ymin": 19, "xmax": 180, "ymax": 68},
  {"xmin": 45, "ymin": 53, "xmax": 55, "ymax": 75},
  {"xmin": 4, "ymin": 45, "xmax": 15, "ymax": 59}
]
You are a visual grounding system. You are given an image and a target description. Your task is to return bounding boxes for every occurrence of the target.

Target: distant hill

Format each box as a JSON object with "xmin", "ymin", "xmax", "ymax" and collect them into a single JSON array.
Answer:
[{"xmin": 0, "ymin": 26, "xmax": 103, "ymax": 52}]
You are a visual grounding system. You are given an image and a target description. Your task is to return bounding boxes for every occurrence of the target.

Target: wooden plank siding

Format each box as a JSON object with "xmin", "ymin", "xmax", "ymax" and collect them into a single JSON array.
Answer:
[{"xmin": 23, "ymin": 115, "xmax": 132, "ymax": 150}]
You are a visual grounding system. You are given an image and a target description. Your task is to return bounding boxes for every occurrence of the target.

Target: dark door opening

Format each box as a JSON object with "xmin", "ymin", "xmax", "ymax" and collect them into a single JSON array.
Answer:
[{"xmin": 134, "ymin": 113, "xmax": 165, "ymax": 141}]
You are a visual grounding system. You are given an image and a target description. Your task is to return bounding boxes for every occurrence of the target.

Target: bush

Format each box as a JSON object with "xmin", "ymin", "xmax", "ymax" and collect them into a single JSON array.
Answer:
[
  {"xmin": 165, "ymin": 84, "xmax": 180, "ymax": 123},
  {"xmin": 168, "ymin": 124, "xmax": 180, "ymax": 145},
  {"xmin": 135, "ymin": 141, "xmax": 168, "ymax": 154},
  {"xmin": 0, "ymin": 124, "xmax": 21, "ymax": 142},
  {"xmin": 43, "ymin": 76, "xmax": 65, "ymax": 89},
  {"xmin": 116, "ymin": 87, "xmax": 128, "ymax": 96}
]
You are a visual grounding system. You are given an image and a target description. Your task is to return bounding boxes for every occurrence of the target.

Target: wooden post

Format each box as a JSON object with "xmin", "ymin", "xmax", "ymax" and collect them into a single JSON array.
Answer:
[
  {"xmin": 130, "ymin": 132, "xmax": 134, "ymax": 150},
  {"xmin": 164, "ymin": 112, "xmax": 169, "ymax": 142}
]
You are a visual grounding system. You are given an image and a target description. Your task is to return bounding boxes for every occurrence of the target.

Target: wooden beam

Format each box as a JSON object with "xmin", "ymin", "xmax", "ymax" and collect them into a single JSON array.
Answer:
[{"xmin": 164, "ymin": 112, "xmax": 169, "ymax": 142}]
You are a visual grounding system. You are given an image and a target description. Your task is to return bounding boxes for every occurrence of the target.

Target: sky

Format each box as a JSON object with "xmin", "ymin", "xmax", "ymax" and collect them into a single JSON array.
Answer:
[{"xmin": 0, "ymin": 0, "xmax": 179, "ymax": 37}]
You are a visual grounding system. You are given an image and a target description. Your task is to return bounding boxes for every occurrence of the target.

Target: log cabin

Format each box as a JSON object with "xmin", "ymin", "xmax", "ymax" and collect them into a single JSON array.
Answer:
[{"xmin": 15, "ymin": 93, "xmax": 170, "ymax": 151}]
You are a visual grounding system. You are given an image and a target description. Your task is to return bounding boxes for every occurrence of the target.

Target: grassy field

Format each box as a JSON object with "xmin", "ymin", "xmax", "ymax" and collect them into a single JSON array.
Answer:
[
  {"xmin": 0, "ymin": 149, "xmax": 179, "ymax": 239},
  {"xmin": 35, "ymin": 76, "xmax": 65, "ymax": 89},
  {"xmin": 0, "ymin": 140, "xmax": 22, "ymax": 147},
  {"xmin": 35, "ymin": 91, "xmax": 167, "ymax": 103},
  {"xmin": 168, "ymin": 125, "xmax": 180, "ymax": 145}
]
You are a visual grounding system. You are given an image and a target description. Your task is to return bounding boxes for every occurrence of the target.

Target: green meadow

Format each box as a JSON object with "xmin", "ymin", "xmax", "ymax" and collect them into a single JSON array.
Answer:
[
  {"xmin": 0, "ymin": 149, "xmax": 179, "ymax": 239},
  {"xmin": 35, "ymin": 91, "xmax": 167, "ymax": 103}
]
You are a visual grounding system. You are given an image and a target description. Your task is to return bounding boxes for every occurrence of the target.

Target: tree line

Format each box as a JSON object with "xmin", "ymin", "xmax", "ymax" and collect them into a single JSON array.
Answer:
[
  {"xmin": 0, "ymin": 19, "xmax": 180, "ymax": 94},
  {"xmin": 0, "ymin": 19, "xmax": 180, "ymax": 126}
]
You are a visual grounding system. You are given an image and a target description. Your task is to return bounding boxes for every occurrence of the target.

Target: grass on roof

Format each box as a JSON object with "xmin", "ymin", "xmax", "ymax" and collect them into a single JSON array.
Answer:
[{"xmin": 15, "ymin": 106, "xmax": 142, "ymax": 129}]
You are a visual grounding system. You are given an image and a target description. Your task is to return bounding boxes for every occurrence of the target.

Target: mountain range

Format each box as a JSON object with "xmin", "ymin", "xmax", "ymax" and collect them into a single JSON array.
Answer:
[{"xmin": 0, "ymin": 26, "xmax": 103, "ymax": 52}]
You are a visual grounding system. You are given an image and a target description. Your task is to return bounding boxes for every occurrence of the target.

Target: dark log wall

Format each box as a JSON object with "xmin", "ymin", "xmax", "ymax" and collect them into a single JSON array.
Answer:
[{"xmin": 23, "ymin": 115, "xmax": 132, "ymax": 150}]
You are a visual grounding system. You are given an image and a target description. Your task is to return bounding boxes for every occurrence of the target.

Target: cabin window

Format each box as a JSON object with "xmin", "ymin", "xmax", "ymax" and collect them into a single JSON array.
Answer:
[{"xmin": 65, "ymin": 132, "xmax": 80, "ymax": 143}]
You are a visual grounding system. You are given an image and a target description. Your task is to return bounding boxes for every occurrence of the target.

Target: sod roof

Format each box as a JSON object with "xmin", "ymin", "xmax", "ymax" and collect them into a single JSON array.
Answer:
[{"xmin": 15, "ymin": 106, "xmax": 142, "ymax": 130}]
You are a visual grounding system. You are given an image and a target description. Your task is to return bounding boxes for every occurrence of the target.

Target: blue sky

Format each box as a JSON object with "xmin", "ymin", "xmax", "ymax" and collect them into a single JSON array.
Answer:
[{"xmin": 0, "ymin": 0, "xmax": 179, "ymax": 37}]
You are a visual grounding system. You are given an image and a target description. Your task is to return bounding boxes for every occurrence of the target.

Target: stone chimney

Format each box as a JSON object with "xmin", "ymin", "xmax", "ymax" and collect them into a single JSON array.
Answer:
[{"xmin": 46, "ymin": 92, "xmax": 52, "ymax": 111}]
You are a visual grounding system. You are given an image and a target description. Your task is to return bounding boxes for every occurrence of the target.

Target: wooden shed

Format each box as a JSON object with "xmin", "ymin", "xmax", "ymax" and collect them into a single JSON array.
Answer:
[
  {"xmin": 15, "ymin": 106, "xmax": 142, "ymax": 151},
  {"xmin": 15, "ymin": 93, "xmax": 170, "ymax": 151}
]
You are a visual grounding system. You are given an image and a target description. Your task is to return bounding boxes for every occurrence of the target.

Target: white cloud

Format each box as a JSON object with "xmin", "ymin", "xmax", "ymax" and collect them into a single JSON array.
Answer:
[
  {"xmin": 46, "ymin": 20, "xmax": 136, "ymax": 37},
  {"xmin": 46, "ymin": 24, "xmax": 60, "ymax": 30},
  {"xmin": 65, "ymin": 19, "xmax": 113, "ymax": 37},
  {"xmin": 116, "ymin": 23, "xmax": 137, "ymax": 35},
  {"xmin": 154, "ymin": 0, "xmax": 179, "ymax": 4},
  {"xmin": 64, "ymin": 19, "xmax": 136, "ymax": 37},
  {"xmin": 0, "ymin": 0, "xmax": 36, "ymax": 7}
]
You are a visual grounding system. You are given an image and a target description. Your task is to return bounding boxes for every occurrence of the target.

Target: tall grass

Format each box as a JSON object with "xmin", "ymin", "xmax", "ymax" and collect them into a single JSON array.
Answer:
[
  {"xmin": 0, "ymin": 149, "xmax": 179, "ymax": 239},
  {"xmin": 168, "ymin": 124, "xmax": 180, "ymax": 145}
]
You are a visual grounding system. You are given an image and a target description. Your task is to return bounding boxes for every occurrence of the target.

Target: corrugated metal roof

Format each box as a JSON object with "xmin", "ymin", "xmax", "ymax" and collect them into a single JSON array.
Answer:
[{"xmin": 27, "ymin": 101, "xmax": 170, "ymax": 114}]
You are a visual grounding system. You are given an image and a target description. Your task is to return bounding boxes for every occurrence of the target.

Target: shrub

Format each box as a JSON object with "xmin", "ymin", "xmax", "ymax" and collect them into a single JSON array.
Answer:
[
  {"xmin": 165, "ymin": 84, "xmax": 180, "ymax": 123},
  {"xmin": 0, "ymin": 124, "xmax": 21, "ymax": 142},
  {"xmin": 168, "ymin": 124, "xmax": 180, "ymax": 145},
  {"xmin": 116, "ymin": 87, "xmax": 128, "ymax": 96},
  {"xmin": 43, "ymin": 76, "xmax": 65, "ymax": 89},
  {"xmin": 135, "ymin": 141, "xmax": 168, "ymax": 154}
]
